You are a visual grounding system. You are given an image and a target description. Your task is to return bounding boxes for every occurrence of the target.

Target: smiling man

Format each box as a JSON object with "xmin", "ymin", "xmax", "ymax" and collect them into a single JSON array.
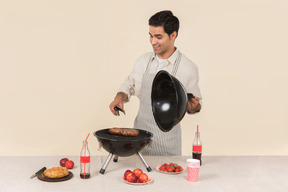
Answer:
[
  {"xmin": 109, "ymin": 10, "xmax": 202, "ymax": 156},
  {"xmin": 149, "ymin": 26, "xmax": 176, "ymax": 58}
]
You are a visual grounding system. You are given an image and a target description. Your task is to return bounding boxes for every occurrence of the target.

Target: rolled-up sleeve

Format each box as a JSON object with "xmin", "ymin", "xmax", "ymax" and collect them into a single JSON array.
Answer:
[
  {"xmin": 118, "ymin": 53, "xmax": 151, "ymax": 102},
  {"xmin": 118, "ymin": 75, "xmax": 135, "ymax": 102},
  {"xmin": 176, "ymin": 54, "xmax": 202, "ymax": 108}
]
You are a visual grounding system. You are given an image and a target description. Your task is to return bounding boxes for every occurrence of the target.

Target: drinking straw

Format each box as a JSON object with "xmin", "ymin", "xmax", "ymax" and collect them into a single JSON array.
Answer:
[
  {"xmin": 84, "ymin": 133, "xmax": 90, "ymax": 157},
  {"xmin": 83, "ymin": 133, "xmax": 90, "ymax": 178},
  {"xmin": 85, "ymin": 133, "xmax": 90, "ymax": 143}
]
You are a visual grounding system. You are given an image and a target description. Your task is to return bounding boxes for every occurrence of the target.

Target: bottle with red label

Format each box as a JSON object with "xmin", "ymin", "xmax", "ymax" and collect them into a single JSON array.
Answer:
[
  {"xmin": 80, "ymin": 140, "xmax": 90, "ymax": 179},
  {"xmin": 192, "ymin": 129, "xmax": 202, "ymax": 165}
]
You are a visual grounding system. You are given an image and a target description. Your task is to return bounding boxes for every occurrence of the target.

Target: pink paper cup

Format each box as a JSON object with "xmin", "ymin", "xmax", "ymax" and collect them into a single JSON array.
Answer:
[{"xmin": 187, "ymin": 159, "xmax": 200, "ymax": 182}]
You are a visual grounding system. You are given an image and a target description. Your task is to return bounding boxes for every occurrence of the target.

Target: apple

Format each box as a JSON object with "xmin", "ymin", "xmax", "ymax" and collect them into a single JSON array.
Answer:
[
  {"xmin": 126, "ymin": 172, "xmax": 137, "ymax": 183},
  {"xmin": 60, "ymin": 158, "xmax": 69, "ymax": 167},
  {"xmin": 65, "ymin": 160, "xmax": 74, "ymax": 169},
  {"xmin": 138, "ymin": 173, "xmax": 149, "ymax": 183},
  {"xmin": 124, "ymin": 170, "xmax": 132, "ymax": 180},
  {"xmin": 132, "ymin": 168, "xmax": 143, "ymax": 177}
]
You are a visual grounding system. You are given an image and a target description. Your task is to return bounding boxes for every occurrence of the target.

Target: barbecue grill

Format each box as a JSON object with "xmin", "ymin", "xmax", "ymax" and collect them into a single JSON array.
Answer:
[{"xmin": 94, "ymin": 128, "xmax": 153, "ymax": 174}]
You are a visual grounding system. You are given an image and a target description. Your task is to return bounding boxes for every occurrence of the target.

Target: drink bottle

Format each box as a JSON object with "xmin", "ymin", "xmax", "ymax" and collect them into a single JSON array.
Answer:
[
  {"xmin": 80, "ymin": 141, "xmax": 90, "ymax": 179},
  {"xmin": 192, "ymin": 131, "xmax": 202, "ymax": 165}
]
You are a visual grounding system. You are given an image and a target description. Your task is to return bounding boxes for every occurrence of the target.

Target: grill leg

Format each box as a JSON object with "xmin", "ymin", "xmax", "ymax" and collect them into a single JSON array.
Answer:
[
  {"xmin": 100, "ymin": 153, "xmax": 113, "ymax": 174},
  {"xmin": 113, "ymin": 155, "xmax": 118, "ymax": 162},
  {"xmin": 137, "ymin": 152, "xmax": 152, "ymax": 172}
]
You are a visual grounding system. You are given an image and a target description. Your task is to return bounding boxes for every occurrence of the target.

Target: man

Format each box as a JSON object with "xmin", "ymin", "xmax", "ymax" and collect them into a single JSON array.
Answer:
[{"xmin": 109, "ymin": 10, "xmax": 202, "ymax": 156}]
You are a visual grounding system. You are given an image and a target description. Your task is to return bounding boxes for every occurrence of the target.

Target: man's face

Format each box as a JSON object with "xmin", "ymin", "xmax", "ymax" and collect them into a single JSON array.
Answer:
[{"xmin": 149, "ymin": 26, "xmax": 176, "ymax": 58}]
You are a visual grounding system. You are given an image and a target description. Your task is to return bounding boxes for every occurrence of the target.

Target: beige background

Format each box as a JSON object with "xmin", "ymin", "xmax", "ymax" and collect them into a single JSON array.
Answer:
[{"xmin": 0, "ymin": 0, "xmax": 287, "ymax": 156}]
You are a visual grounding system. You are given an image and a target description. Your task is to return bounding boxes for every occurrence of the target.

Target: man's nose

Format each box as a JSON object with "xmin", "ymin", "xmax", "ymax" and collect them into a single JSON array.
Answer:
[{"xmin": 151, "ymin": 37, "xmax": 157, "ymax": 45}]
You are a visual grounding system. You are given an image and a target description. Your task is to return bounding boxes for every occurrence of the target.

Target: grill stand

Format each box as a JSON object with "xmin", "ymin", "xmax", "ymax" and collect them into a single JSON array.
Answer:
[
  {"xmin": 99, "ymin": 152, "xmax": 152, "ymax": 174},
  {"xmin": 137, "ymin": 152, "xmax": 152, "ymax": 172},
  {"xmin": 99, "ymin": 153, "xmax": 113, "ymax": 174},
  {"xmin": 113, "ymin": 155, "xmax": 118, "ymax": 162}
]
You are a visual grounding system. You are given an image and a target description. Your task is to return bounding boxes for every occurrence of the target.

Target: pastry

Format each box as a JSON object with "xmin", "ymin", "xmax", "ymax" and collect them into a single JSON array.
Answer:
[{"xmin": 43, "ymin": 167, "xmax": 69, "ymax": 178}]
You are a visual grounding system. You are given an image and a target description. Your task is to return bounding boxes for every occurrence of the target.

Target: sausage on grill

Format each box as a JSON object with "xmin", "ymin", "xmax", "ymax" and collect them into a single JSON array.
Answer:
[{"xmin": 109, "ymin": 128, "xmax": 139, "ymax": 137}]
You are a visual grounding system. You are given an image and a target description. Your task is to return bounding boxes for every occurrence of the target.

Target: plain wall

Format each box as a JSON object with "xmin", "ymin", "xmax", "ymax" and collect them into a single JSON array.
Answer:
[{"xmin": 0, "ymin": 0, "xmax": 287, "ymax": 156}]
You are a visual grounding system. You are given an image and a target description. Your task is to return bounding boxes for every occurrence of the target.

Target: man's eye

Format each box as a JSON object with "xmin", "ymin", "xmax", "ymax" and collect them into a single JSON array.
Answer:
[{"xmin": 157, "ymin": 37, "xmax": 162, "ymax": 39}]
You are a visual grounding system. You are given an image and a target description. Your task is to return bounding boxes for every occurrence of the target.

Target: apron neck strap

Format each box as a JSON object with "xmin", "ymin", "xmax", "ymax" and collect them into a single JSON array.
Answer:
[
  {"xmin": 171, "ymin": 52, "xmax": 182, "ymax": 76},
  {"xmin": 145, "ymin": 51, "xmax": 182, "ymax": 75}
]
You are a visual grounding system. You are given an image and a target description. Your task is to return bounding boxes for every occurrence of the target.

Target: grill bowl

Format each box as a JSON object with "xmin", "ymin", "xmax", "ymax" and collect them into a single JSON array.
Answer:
[{"xmin": 94, "ymin": 128, "xmax": 153, "ymax": 157}]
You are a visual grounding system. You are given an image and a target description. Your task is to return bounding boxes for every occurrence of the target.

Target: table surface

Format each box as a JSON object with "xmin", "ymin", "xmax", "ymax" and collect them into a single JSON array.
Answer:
[{"xmin": 0, "ymin": 155, "xmax": 287, "ymax": 192}]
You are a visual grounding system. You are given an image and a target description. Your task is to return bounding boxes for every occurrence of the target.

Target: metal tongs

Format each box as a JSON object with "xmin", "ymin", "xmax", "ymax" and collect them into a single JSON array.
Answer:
[
  {"xmin": 114, "ymin": 106, "xmax": 126, "ymax": 116},
  {"xmin": 187, "ymin": 93, "xmax": 195, "ymax": 100}
]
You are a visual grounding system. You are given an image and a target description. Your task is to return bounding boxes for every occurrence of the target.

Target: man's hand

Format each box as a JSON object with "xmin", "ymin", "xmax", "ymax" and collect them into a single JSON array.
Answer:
[
  {"xmin": 187, "ymin": 96, "xmax": 201, "ymax": 114},
  {"xmin": 109, "ymin": 92, "xmax": 128, "ymax": 116}
]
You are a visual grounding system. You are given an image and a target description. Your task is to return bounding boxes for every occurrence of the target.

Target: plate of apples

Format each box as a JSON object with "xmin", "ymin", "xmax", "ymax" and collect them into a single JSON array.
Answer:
[{"xmin": 122, "ymin": 168, "xmax": 153, "ymax": 185}]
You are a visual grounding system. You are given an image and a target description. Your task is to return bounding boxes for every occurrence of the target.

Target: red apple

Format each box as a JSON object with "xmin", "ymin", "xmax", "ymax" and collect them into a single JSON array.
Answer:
[
  {"xmin": 124, "ymin": 170, "xmax": 132, "ymax": 180},
  {"xmin": 60, "ymin": 158, "xmax": 69, "ymax": 167},
  {"xmin": 126, "ymin": 172, "xmax": 137, "ymax": 183},
  {"xmin": 132, "ymin": 168, "xmax": 143, "ymax": 177},
  {"xmin": 138, "ymin": 173, "xmax": 149, "ymax": 183},
  {"xmin": 65, "ymin": 160, "xmax": 74, "ymax": 169}
]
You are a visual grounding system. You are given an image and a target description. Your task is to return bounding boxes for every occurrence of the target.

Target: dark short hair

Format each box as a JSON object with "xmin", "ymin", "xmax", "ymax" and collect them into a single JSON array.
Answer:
[{"xmin": 149, "ymin": 10, "xmax": 179, "ymax": 37}]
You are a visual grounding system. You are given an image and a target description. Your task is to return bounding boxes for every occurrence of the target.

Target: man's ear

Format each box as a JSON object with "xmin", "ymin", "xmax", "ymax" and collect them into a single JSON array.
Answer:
[{"xmin": 170, "ymin": 31, "xmax": 177, "ymax": 40}]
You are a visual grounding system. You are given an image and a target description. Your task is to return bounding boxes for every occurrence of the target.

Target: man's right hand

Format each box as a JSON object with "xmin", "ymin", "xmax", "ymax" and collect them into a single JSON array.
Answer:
[{"xmin": 109, "ymin": 92, "xmax": 128, "ymax": 116}]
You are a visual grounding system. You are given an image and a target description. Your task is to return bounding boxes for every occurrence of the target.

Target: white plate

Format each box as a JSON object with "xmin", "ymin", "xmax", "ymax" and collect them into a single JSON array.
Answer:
[
  {"xmin": 122, "ymin": 175, "xmax": 153, "ymax": 185},
  {"xmin": 155, "ymin": 165, "xmax": 185, "ymax": 174}
]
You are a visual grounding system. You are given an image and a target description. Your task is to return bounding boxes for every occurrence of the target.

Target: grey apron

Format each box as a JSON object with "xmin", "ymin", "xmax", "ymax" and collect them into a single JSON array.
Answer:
[{"xmin": 134, "ymin": 52, "xmax": 182, "ymax": 156}]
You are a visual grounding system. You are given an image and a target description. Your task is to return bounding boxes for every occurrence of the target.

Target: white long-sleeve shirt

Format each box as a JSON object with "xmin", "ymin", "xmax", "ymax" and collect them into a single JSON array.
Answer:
[{"xmin": 118, "ymin": 49, "xmax": 202, "ymax": 103}]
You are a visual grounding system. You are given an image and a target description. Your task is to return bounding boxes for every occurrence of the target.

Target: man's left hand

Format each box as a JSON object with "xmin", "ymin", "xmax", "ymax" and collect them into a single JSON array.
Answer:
[{"xmin": 187, "ymin": 96, "xmax": 201, "ymax": 114}]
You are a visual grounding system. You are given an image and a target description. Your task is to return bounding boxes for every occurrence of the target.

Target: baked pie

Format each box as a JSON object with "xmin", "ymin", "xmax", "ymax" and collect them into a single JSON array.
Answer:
[{"xmin": 43, "ymin": 167, "xmax": 69, "ymax": 178}]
